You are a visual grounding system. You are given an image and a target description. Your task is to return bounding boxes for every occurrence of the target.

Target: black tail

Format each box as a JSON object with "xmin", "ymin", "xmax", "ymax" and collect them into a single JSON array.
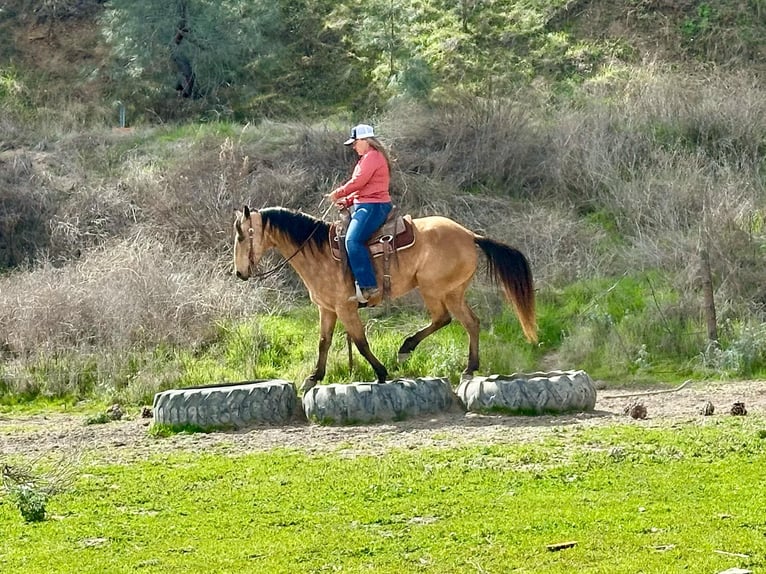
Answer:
[{"xmin": 475, "ymin": 236, "xmax": 537, "ymax": 342}]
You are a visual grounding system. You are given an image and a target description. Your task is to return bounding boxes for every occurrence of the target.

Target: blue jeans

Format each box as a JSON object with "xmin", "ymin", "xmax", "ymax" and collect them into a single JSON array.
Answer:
[{"xmin": 345, "ymin": 202, "xmax": 392, "ymax": 289}]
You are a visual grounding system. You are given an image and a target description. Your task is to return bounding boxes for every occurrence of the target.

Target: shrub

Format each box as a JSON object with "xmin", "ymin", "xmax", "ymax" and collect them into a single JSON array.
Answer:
[
  {"xmin": 7, "ymin": 484, "xmax": 48, "ymax": 522},
  {"xmin": 1, "ymin": 454, "xmax": 79, "ymax": 523}
]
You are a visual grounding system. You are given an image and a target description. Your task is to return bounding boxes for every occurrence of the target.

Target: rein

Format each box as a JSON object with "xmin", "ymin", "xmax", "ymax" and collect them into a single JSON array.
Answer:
[{"xmin": 248, "ymin": 204, "xmax": 334, "ymax": 280}]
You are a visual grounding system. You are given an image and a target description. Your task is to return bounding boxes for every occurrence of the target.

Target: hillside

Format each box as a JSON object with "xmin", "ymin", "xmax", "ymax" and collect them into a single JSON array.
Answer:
[
  {"xmin": 2, "ymin": 0, "xmax": 764, "ymax": 126},
  {"xmin": 1, "ymin": 0, "xmax": 765, "ymax": 402}
]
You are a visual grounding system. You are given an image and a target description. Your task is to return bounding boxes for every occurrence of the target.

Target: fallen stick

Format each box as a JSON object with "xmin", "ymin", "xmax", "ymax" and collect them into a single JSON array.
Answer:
[
  {"xmin": 546, "ymin": 541, "xmax": 577, "ymax": 551},
  {"xmin": 713, "ymin": 550, "xmax": 750, "ymax": 559},
  {"xmin": 603, "ymin": 379, "xmax": 691, "ymax": 400}
]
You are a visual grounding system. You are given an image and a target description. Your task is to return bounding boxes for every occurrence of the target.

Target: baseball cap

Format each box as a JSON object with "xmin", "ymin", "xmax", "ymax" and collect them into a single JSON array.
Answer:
[{"xmin": 343, "ymin": 124, "xmax": 375, "ymax": 145}]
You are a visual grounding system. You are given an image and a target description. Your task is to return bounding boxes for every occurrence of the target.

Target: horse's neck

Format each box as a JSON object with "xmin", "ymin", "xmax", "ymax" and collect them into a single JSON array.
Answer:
[{"xmin": 272, "ymin": 236, "xmax": 327, "ymax": 287}]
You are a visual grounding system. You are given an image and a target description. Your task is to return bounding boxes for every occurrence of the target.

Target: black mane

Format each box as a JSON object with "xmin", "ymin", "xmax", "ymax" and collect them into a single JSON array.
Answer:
[{"xmin": 259, "ymin": 207, "xmax": 330, "ymax": 252}]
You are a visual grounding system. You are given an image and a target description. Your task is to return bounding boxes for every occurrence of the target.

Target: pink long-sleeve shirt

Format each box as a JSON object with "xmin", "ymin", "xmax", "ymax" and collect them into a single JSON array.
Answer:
[{"xmin": 333, "ymin": 148, "xmax": 391, "ymax": 204}]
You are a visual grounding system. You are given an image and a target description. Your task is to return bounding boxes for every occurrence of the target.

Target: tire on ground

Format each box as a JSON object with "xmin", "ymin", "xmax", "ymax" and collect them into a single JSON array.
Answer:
[
  {"xmin": 153, "ymin": 380, "xmax": 299, "ymax": 430},
  {"xmin": 302, "ymin": 377, "xmax": 457, "ymax": 425},
  {"xmin": 456, "ymin": 370, "xmax": 597, "ymax": 414}
]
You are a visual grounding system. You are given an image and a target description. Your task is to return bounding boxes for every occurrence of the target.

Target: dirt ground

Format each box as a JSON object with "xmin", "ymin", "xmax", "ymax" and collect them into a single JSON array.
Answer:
[{"xmin": 1, "ymin": 380, "xmax": 765, "ymax": 463}]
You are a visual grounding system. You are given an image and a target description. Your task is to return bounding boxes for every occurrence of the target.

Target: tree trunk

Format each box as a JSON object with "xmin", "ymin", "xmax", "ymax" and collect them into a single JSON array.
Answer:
[
  {"xmin": 172, "ymin": 1, "xmax": 197, "ymax": 98},
  {"xmin": 700, "ymin": 247, "xmax": 717, "ymax": 343}
]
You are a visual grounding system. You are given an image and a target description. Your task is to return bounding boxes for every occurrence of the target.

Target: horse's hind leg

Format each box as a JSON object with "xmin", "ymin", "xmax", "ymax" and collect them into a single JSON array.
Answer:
[
  {"xmin": 300, "ymin": 306, "xmax": 337, "ymax": 393},
  {"xmin": 444, "ymin": 292, "xmax": 480, "ymax": 377},
  {"xmin": 397, "ymin": 296, "xmax": 452, "ymax": 363}
]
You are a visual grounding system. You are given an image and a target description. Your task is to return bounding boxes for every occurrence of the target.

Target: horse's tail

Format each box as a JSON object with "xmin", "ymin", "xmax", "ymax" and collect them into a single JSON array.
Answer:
[{"xmin": 475, "ymin": 236, "xmax": 537, "ymax": 343}]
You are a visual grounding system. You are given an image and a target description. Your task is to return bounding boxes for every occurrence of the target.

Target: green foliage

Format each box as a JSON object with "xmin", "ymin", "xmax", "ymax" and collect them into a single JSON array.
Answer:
[
  {"xmin": 678, "ymin": 1, "xmax": 766, "ymax": 64},
  {"xmin": 3, "ymin": 272, "xmax": 764, "ymax": 408},
  {"xmin": 7, "ymin": 484, "xmax": 47, "ymax": 523},
  {"xmin": 0, "ymin": 67, "xmax": 26, "ymax": 108},
  {"xmin": 101, "ymin": 0, "xmax": 366, "ymax": 119},
  {"xmin": 0, "ymin": 303, "xmax": 541, "ymax": 407},
  {"xmin": 103, "ymin": 0, "xmax": 283, "ymax": 114},
  {"xmin": 1, "ymin": 353, "xmax": 100, "ymax": 403},
  {"xmin": 396, "ymin": 57, "xmax": 434, "ymax": 100},
  {"xmin": 2, "ymin": 456, "xmax": 77, "ymax": 524},
  {"xmin": 4, "ymin": 0, "xmax": 766, "ymax": 123},
  {"xmin": 83, "ymin": 412, "xmax": 112, "ymax": 426},
  {"xmin": 536, "ymin": 273, "xmax": 734, "ymax": 382},
  {"xmin": 0, "ymin": 0, "xmax": 765, "ymax": 439},
  {"xmin": 327, "ymin": 0, "xmax": 609, "ymax": 99},
  {"xmin": 681, "ymin": 3, "xmax": 714, "ymax": 40},
  {"xmin": 148, "ymin": 423, "xmax": 217, "ymax": 437},
  {"xmin": 701, "ymin": 320, "xmax": 766, "ymax": 378}
]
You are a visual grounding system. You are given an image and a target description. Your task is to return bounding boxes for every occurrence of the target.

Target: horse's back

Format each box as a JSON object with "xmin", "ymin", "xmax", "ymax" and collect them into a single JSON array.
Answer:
[
  {"xmin": 403, "ymin": 215, "xmax": 478, "ymax": 290},
  {"xmin": 413, "ymin": 215, "xmax": 476, "ymax": 245}
]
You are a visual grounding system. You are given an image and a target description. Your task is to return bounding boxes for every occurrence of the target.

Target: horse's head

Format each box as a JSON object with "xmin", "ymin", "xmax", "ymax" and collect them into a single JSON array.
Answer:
[{"xmin": 233, "ymin": 206, "xmax": 271, "ymax": 280}]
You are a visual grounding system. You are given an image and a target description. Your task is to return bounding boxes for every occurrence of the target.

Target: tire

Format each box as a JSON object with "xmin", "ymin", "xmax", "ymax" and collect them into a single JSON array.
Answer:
[
  {"xmin": 302, "ymin": 377, "xmax": 458, "ymax": 425},
  {"xmin": 152, "ymin": 380, "xmax": 299, "ymax": 430},
  {"xmin": 456, "ymin": 370, "xmax": 597, "ymax": 415}
]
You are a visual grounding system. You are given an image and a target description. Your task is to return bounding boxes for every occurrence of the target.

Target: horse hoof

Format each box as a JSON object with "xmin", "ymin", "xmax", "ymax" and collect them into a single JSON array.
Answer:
[
  {"xmin": 397, "ymin": 352, "xmax": 410, "ymax": 364},
  {"xmin": 300, "ymin": 378, "xmax": 318, "ymax": 393}
]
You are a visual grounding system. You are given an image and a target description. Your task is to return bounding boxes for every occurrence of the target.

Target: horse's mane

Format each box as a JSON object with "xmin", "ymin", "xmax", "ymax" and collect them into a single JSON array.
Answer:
[{"xmin": 259, "ymin": 207, "xmax": 330, "ymax": 253}]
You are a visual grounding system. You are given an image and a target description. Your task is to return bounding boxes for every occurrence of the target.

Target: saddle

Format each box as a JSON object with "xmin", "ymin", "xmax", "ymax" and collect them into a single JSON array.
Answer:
[
  {"xmin": 329, "ymin": 210, "xmax": 415, "ymax": 262},
  {"xmin": 330, "ymin": 208, "xmax": 416, "ymax": 303}
]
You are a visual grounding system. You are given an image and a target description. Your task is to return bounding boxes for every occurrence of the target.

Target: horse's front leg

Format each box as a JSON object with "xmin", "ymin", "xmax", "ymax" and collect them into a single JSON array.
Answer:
[
  {"xmin": 340, "ymin": 309, "xmax": 388, "ymax": 384},
  {"xmin": 300, "ymin": 306, "xmax": 337, "ymax": 393}
]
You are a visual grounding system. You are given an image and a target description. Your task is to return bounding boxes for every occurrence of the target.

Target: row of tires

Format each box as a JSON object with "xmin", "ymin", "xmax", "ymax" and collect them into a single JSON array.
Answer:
[{"xmin": 152, "ymin": 370, "xmax": 597, "ymax": 429}]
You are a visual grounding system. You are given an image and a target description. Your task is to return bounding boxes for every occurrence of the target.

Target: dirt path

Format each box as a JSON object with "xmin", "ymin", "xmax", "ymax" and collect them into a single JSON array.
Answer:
[{"xmin": 1, "ymin": 380, "xmax": 764, "ymax": 463}]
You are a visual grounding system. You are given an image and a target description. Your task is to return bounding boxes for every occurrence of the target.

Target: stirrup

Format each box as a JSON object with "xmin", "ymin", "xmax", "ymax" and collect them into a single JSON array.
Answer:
[{"xmin": 348, "ymin": 283, "xmax": 368, "ymax": 303}]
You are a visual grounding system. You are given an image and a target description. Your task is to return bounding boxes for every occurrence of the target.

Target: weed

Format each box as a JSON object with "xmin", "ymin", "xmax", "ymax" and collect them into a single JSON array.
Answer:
[
  {"xmin": 6, "ymin": 484, "xmax": 47, "ymax": 522},
  {"xmin": 148, "ymin": 423, "xmax": 220, "ymax": 437},
  {"xmin": 1, "ymin": 454, "xmax": 79, "ymax": 523},
  {"xmin": 83, "ymin": 412, "xmax": 111, "ymax": 425},
  {"xmin": 681, "ymin": 3, "xmax": 714, "ymax": 40},
  {"xmin": 309, "ymin": 416, "xmax": 337, "ymax": 426}
]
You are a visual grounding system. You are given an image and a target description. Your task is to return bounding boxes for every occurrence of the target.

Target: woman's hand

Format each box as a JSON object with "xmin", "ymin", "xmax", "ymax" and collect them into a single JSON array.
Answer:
[{"xmin": 327, "ymin": 188, "xmax": 349, "ymax": 209}]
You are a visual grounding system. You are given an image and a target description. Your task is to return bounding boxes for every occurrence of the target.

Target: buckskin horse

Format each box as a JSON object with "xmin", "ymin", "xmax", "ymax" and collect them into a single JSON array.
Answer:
[{"xmin": 233, "ymin": 206, "xmax": 536, "ymax": 392}]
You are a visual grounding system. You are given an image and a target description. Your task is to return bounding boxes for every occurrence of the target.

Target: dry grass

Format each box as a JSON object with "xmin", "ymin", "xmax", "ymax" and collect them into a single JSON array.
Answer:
[
  {"xmin": 0, "ymin": 232, "xmax": 267, "ymax": 357},
  {"xmin": 384, "ymin": 96, "xmax": 547, "ymax": 194}
]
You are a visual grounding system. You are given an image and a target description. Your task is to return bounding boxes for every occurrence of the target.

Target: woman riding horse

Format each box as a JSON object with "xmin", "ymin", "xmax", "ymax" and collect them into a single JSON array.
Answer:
[
  {"xmin": 233, "ymin": 203, "xmax": 537, "ymax": 393},
  {"xmin": 326, "ymin": 123, "xmax": 393, "ymax": 306}
]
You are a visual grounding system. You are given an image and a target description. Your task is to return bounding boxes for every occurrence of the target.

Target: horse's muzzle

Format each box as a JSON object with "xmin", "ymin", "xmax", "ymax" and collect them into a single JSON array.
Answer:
[{"xmin": 236, "ymin": 270, "xmax": 249, "ymax": 281}]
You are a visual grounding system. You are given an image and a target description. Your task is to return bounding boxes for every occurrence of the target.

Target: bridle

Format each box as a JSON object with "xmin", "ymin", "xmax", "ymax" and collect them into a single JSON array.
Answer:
[
  {"xmin": 244, "ymin": 205, "xmax": 332, "ymax": 280},
  {"xmin": 245, "ymin": 224, "xmax": 316, "ymax": 280}
]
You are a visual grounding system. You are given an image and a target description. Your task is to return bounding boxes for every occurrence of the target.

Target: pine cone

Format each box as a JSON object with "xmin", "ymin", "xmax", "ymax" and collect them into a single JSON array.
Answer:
[
  {"xmin": 624, "ymin": 401, "xmax": 647, "ymax": 420},
  {"xmin": 730, "ymin": 402, "xmax": 747, "ymax": 416},
  {"xmin": 106, "ymin": 404, "xmax": 123, "ymax": 421},
  {"xmin": 699, "ymin": 401, "xmax": 715, "ymax": 416},
  {"xmin": 141, "ymin": 406, "xmax": 153, "ymax": 419}
]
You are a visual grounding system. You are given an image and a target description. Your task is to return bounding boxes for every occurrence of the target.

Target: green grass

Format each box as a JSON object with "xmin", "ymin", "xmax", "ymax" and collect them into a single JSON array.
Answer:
[
  {"xmin": 2, "ymin": 418, "xmax": 766, "ymax": 573},
  {"xmin": 0, "ymin": 397, "xmax": 108, "ymax": 416},
  {"xmin": 148, "ymin": 423, "xmax": 220, "ymax": 437}
]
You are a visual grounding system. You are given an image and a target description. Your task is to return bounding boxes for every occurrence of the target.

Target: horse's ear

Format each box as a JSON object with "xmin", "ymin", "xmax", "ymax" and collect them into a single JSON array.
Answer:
[
  {"xmin": 234, "ymin": 210, "xmax": 245, "ymax": 241},
  {"xmin": 243, "ymin": 205, "xmax": 251, "ymax": 219}
]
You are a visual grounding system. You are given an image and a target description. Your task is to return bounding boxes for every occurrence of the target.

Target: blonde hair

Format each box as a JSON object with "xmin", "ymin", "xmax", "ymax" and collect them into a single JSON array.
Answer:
[{"xmin": 365, "ymin": 137, "xmax": 393, "ymax": 173}]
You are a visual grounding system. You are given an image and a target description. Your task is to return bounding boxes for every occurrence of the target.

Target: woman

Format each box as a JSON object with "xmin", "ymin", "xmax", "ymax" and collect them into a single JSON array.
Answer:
[{"xmin": 327, "ymin": 123, "xmax": 393, "ymax": 305}]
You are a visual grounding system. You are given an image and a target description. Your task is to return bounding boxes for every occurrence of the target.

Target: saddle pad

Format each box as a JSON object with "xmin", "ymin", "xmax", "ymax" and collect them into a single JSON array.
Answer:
[{"xmin": 330, "ymin": 214, "xmax": 415, "ymax": 262}]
